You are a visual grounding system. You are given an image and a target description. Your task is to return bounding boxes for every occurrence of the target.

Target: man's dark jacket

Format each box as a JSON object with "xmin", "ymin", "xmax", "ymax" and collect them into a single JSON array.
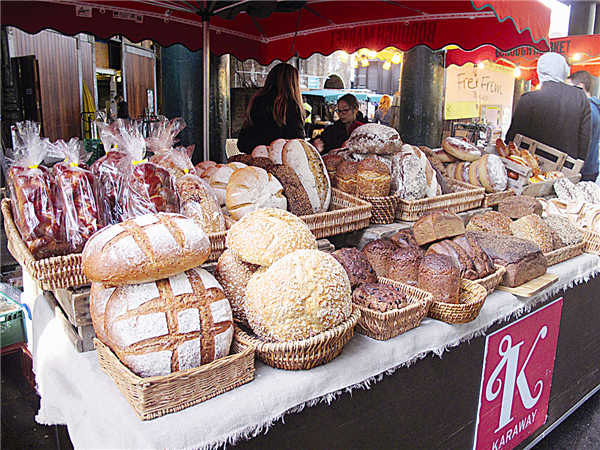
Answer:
[
  {"xmin": 581, "ymin": 96, "xmax": 600, "ymax": 181},
  {"xmin": 506, "ymin": 81, "xmax": 591, "ymax": 163}
]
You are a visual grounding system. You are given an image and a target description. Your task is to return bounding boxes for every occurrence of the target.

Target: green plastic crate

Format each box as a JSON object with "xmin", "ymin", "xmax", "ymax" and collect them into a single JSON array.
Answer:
[{"xmin": 0, "ymin": 298, "xmax": 26, "ymax": 348}]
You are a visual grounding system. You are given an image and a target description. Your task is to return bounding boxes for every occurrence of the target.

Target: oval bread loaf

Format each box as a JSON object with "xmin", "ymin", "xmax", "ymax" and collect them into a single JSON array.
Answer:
[{"xmin": 82, "ymin": 213, "xmax": 210, "ymax": 285}]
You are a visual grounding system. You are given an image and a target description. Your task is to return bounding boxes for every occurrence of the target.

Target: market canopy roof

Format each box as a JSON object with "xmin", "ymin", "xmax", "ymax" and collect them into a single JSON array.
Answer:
[
  {"xmin": 445, "ymin": 34, "xmax": 600, "ymax": 82},
  {"xmin": 2, "ymin": 0, "xmax": 551, "ymax": 64},
  {"xmin": 303, "ymin": 89, "xmax": 382, "ymax": 103}
]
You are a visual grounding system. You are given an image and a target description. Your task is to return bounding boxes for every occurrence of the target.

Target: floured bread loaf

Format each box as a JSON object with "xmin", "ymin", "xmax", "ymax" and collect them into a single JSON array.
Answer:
[
  {"xmin": 82, "ymin": 213, "xmax": 210, "ymax": 285},
  {"xmin": 245, "ymin": 249, "xmax": 352, "ymax": 341},
  {"xmin": 282, "ymin": 140, "xmax": 331, "ymax": 213},
  {"xmin": 204, "ymin": 163, "xmax": 248, "ymax": 205},
  {"xmin": 226, "ymin": 208, "xmax": 317, "ymax": 266},
  {"xmin": 225, "ymin": 166, "xmax": 287, "ymax": 220},
  {"xmin": 97, "ymin": 268, "xmax": 233, "ymax": 377},
  {"xmin": 391, "ymin": 145, "xmax": 440, "ymax": 201},
  {"xmin": 269, "ymin": 138, "xmax": 288, "ymax": 164},
  {"xmin": 346, "ymin": 123, "xmax": 403, "ymax": 155},
  {"xmin": 214, "ymin": 249, "xmax": 259, "ymax": 323}
]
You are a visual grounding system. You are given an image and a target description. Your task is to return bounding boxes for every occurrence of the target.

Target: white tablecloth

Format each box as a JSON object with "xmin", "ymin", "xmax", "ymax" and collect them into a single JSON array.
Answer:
[{"xmin": 31, "ymin": 254, "xmax": 600, "ymax": 450}]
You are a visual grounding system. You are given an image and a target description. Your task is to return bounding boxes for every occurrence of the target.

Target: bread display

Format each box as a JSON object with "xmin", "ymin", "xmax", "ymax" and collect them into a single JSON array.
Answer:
[
  {"xmin": 82, "ymin": 213, "xmax": 210, "ymax": 285},
  {"xmin": 467, "ymin": 231, "xmax": 547, "ymax": 287},
  {"xmin": 418, "ymin": 254, "xmax": 460, "ymax": 304},
  {"xmin": 225, "ymin": 166, "xmax": 287, "ymax": 220},
  {"xmin": 466, "ymin": 211, "xmax": 512, "ymax": 236},
  {"xmin": 387, "ymin": 246, "xmax": 424, "ymax": 285},
  {"xmin": 412, "ymin": 210, "xmax": 465, "ymax": 246},
  {"xmin": 510, "ymin": 214, "xmax": 554, "ymax": 253},
  {"xmin": 543, "ymin": 215, "xmax": 583, "ymax": 248},
  {"xmin": 322, "ymin": 153, "xmax": 345, "ymax": 187},
  {"xmin": 204, "ymin": 163, "xmax": 248, "ymax": 206},
  {"xmin": 345, "ymin": 123, "xmax": 403, "ymax": 155},
  {"xmin": 335, "ymin": 160, "xmax": 358, "ymax": 195},
  {"xmin": 214, "ymin": 249, "xmax": 260, "ymax": 323},
  {"xmin": 267, "ymin": 164, "xmax": 313, "ymax": 216},
  {"xmin": 177, "ymin": 174, "xmax": 226, "ymax": 233},
  {"xmin": 442, "ymin": 137, "xmax": 482, "ymax": 161},
  {"xmin": 332, "ymin": 247, "xmax": 377, "ymax": 288},
  {"xmin": 245, "ymin": 249, "xmax": 352, "ymax": 342},
  {"xmin": 391, "ymin": 145, "xmax": 441, "ymax": 200},
  {"xmin": 389, "ymin": 228, "xmax": 418, "ymax": 248},
  {"xmin": 352, "ymin": 283, "xmax": 406, "ymax": 313},
  {"xmin": 226, "ymin": 208, "xmax": 317, "ymax": 266},
  {"xmin": 281, "ymin": 139, "xmax": 331, "ymax": 213},
  {"xmin": 356, "ymin": 157, "xmax": 391, "ymax": 197},
  {"xmin": 97, "ymin": 268, "xmax": 233, "ymax": 377},
  {"xmin": 497, "ymin": 195, "xmax": 542, "ymax": 219},
  {"xmin": 426, "ymin": 240, "xmax": 478, "ymax": 280},
  {"xmin": 452, "ymin": 234, "xmax": 495, "ymax": 279},
  {"xmin": 361, "ymin": 238, "xmax": 396, "ymax": 277}
]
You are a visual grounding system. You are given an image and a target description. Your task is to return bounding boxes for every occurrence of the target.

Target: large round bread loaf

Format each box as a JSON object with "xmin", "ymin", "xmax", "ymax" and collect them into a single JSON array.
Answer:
[
  {"xmin": 245, "ymin": 249, "xmax": 352, "ymax": 341},
  {"xmin": 226, "ymin": 208, "xmax": 317, "ymax": 266},
  {"xmin": 98, "ymin": 268, "xmax": 233, "ymax": 377},
  {"xmin": 82, "ymin": 213, "xmax": 210, "ymax": 285},
  {"xmin": 205, "ymin": 163, "xmax": 247, "ymax": 205},
  {"xmin": 281, "ymin": 139, "xmax": 331, "ymax": 213},
  {"xmin": 391, "ymin": 145, "xmax": 440, "ymax": 200},
  {"xmin": 225, "ymin": 166, "xmax": 287, "ymax": 220},
  {"xmin": 346, "ymin": 123, "xmax": 403, "ymax": 155}
]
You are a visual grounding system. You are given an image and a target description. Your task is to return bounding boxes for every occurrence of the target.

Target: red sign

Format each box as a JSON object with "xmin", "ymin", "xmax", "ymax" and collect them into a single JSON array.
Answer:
[{"xmin": 474, "ymin": 298, "xmax": 563, "ymax": 450}]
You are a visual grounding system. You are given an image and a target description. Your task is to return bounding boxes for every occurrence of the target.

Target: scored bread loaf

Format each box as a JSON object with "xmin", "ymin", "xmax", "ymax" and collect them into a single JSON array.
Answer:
[
  {"xmin": 82, "ymin": 213, "xmax": 210, "ymax": 285},
  {"xmin": 225, "ymin": 166, "xmax": 287, "ymax": 220},
  {"xmin": 245, "ymin": 249, "xmax": 352, "ymax": 342},
  {"xmin": 412, "ymin": 210, "xmax": 465, "ymax": 246},
  {"xmin": 282, "ymin": 139, "xmax": 331, "ymax": 213},
  {"xmin": 226, "ymin": 208, "xmax": 317, "ymax": 266},
  {"xmin": 442, "ymin": 137, "xmax": 482, "ymax": 161},
  {"xmin": 99, "ymin": 268, "xmax": 233, "ymax": 377},
  {"xmin": 357, "ymin": 157, "xmax": 391, "ymax": 197},
  {"xmin": 345, "ymin": 123, "xmax": 403, "ymax": 155},
  {"xmin": 214, "ymin": 249, "xmax": 259, "ymax": 324},
  {"xmin": 390, "ymin": 145, "xmax": 440, "ymax": 200}
]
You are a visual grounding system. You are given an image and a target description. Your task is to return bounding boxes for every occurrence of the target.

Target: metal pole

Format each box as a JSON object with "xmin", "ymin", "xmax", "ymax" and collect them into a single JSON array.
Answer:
[{"xmin": 202, "ymin": 16, "xmax": 210, "ymax": 162}]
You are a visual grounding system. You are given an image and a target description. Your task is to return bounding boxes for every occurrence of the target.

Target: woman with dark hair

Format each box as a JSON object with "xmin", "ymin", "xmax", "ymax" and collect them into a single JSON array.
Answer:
[
  {"xmin": 237, "ymin": 63, "xmax": 305, "ymax": 153},
  {"xmin": 313, "ymin": 93, "xmax": 364, "ymax": 153}
]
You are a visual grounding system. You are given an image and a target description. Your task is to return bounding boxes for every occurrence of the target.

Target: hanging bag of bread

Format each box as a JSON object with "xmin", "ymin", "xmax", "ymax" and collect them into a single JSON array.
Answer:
[
  {"xmin": 6, "ymin": 121, "xmax": 63, "ymax": 259},
  {"xmin": 91, "ymin": 121, "xmax": 129, "ymax": 224},
  {"xmin": 146, "ymin": 117, "xmax": 193, "ymax": 176},
  {"xmin": 114, "ymin": 120, "xmax": 179, "ymax": 219},
  {"xmin": 51, "ymin": 138, "xmax": 104, "ymax": 253}
]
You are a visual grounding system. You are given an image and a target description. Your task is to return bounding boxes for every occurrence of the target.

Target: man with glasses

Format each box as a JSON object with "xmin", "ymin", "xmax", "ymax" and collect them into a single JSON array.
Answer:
[{"xmin": 313, "ymin": 94, "xmax": 365, "ymax": 153}]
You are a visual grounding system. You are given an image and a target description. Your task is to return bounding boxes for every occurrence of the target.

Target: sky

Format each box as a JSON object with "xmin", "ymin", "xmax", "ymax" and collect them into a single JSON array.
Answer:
[{"xmin": 541, "ymin": 0, "xmax": 571, "ymax": 37}]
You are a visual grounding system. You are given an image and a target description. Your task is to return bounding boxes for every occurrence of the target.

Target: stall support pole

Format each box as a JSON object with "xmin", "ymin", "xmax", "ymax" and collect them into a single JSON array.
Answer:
[{"xmin": 202, "ymin": 16, "xmax": 210, "ymax": 162}]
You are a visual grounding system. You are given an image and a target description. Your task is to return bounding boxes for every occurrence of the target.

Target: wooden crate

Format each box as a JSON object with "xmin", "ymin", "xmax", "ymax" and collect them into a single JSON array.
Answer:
[
  {"xmin": 52, "ymin": 286, "xmax": 92, "ymax": 327},
  {"xmin": 44, "ymin": 292, "xmax": 95, "ymax": 352}
]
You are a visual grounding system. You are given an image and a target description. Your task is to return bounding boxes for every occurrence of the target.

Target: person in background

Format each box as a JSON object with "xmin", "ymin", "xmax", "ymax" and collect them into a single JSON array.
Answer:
[
  {"xmin": 237, "ymin": 63, "xmax": 305, "ymax": 153},
  {"xmin": 374, "ymin": 94, "xmax": 392, "ymax": 126},
  {"xmin": 313, "ymin": 93, "xmax": 364, "ymax": 153},
  {"xmin": 568, "ymin": 70, "xmax": 600, "ymax": 182},
  {"xmin": 506, "ymin": 53, "xmax": 591, "ymax": 166},
  {"xmin": 115, "ymin": 95, "xmax": 129, "ymax": 119}
]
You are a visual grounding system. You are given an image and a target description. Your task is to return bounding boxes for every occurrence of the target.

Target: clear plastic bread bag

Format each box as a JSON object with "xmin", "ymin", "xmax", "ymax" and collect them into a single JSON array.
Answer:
[
  {"xmin": 51, "ymin": 138, "xmax": 104, "ymax": 253},
  {"xmin": 7, "ymin": 121, "xmax": 63, "ymax": 259},
  {"xmin": 177, "ymin": 170, "xmax": 226, "ymax": 234},
  {"xmin": 114, "ymin": 120, "xmax": 179, "ymax": 219}
]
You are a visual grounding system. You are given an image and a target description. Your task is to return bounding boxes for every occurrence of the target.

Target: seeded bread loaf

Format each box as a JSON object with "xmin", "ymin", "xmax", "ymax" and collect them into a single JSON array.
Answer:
[
  {"xmin": 466, "ymin": 211, "xmax": 512, "ymax": 236},
  {"xmin": 510, "ymin": 214, "xmax": 554, "ymax": 253}
]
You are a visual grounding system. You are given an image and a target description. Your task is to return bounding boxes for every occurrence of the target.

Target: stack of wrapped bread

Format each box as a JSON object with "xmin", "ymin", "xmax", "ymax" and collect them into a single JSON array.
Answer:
[
  {"xmin": 214, "ymin": 208, "xmax": 352, "ymax": 342},
  {"xmin": 83, "ymin": 213, "xmax": 234, "ymax": 377},
  {"xmin": 321, "ymin": 124, "xmax": 442, "ymax": 200}
]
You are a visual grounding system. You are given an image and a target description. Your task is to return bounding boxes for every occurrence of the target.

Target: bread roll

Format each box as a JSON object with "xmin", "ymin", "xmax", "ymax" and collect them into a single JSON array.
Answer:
[
  {"xmin": 335, "ymin": 160, "xmax": 358, "ymax": 195},
  {"xmin": 269, "ymin": 139, "xmax": 287, "ymax": 164},
  {"xmin": 82, "ymin": 213, "xmax": 210, "ymax": 285},
  {"xmin": 361, "ymin": 238, "xmax": 396, "ymax": 277},
  {"xmin": 267, "ymin": 164, "xmax": 313, "ymax": 216},
  {"xmin": 388, "ymin": 246, "xmax": 424, "ymax": 285},
  {"xmin": 282, "ymin": 140, "xmax": 331, "ymax": 213},
  {"xmin": 352, "ymin": 283, "xmax": 406, "ymax": 313},
  {"xmin": 226, "ymin": 208, "xmax": 317, "ymax": 266},
  {"xmin": 418, "ymin": 254, "xmax": 460, "ymax": 304},
  {"xmin": 346, "ymin": 123, "xmax": 403, "ymax": 155},
  {"xmin": 412, "ymin": 210, "xmax": 465, "ymax": 246},
  {"xmin": 102, "ymin": 268, "xmax": 233, "ymax": 377},
  {"xmin": 331, "ymin": 247, "xmax": 377, "ymax": 288},
  {"xmin": 214, "ymin": 249, "xmax": 259, "ymax": 323},
  {"xmin": 177, "ymin": 174, "xmax": 226, "ymax": 233},
  {"xmin": 245, "ymin": 249, "xmax": 352, "ymax": 341},
  {"xmin": 466, "ymin": 211, "xmax": 512, "ymax": 236},
  {"xmin": 357, "ymin": 157, "xmax": 391, "ymax": 197},
  {"xmin": 442, "ymin": 137, "xmax": 481, "ymax": 161},
  {"xmin": 225, "ymin": 166, "xmax": 287, "ymax": 220}
]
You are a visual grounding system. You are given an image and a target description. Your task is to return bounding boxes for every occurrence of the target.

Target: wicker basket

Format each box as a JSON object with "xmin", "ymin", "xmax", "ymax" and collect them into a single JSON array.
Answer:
[
  {"xmin": 482, "ymin": 189, "xmax": 515, "ymax": 208},
  {"xmin": 206, "ymin": 188, "xmax": 372, "ymax": 261},
  {"xmin": 354, "ymin": 278, "xmax": 432, "ymax": 340},
  {"xmin": 94, "ymin": 337, "xmax": 255, "ymax": 421},
  {"xmin": 544, "ymin": 242, "xmax": 585, "ymax": 266},
  {"xmin": 395, "ymin": 178, "xmax": 485, "ymax": 222},
  {"xmin": 358, "ymin": 193, "xmax": 398, "ymax": 224},
  {"xmin": 582, "ymin": 229, "xmax": 600, "ymax": 255},
  {"xmin": 234, "ymin": 306, "xmax": 361, "ymax": 370},
  {"xmin": 473, "ymin": 265, "xmax": 506, "ymax": 295},
  {"xmin": 427, "ymin": 279, "xmax": 488, "ymax": 324},
  {"xmin": 1, "ymin": 199, "xmax": 88, "ymax": 290}
]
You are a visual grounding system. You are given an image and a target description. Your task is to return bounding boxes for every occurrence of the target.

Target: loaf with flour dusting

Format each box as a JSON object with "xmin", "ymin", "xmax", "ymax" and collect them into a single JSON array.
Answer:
[
  {"xmin": 95, "ymin": 268, "xmax": 233, "ymax": 377},
  {"xmin": 82, "ymin": 213, "xmax": 210, "ymax": 285}
]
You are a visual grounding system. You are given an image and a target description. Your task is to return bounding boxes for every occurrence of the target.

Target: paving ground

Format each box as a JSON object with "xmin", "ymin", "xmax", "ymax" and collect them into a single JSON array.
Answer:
[{"xmin": 0, "ymin": 351, "xmax": 598, "ymax": 449}]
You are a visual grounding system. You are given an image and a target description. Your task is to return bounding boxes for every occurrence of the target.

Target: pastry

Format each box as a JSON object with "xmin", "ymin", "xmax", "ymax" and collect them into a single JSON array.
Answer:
[
  {"xmin": 510, "ymin": 214, "xmax": 554, "ymax": 253},
  {"xmin": 497, "ymin": 195, "xmax": 542, "ymax": 219},
  {"xmin": 82, "ymin": 213, "xmax": 210, "ymax": 285},
  {"xmin": 357, "ymin": 157, "xmax": 391, "ymax": 197},
  {"xmin": 361, "ymin": 238, "xmax": 396, "ymax": 277},
  {"xmin": 345, "ymin": 123, "xmax": 403, "ymax": 155},
  {"xmin": 245, "ymin": 250, "xmax": 352, "ymax": 341},
  {"xmin": 466, "ymin": 211, "xmax": 512, "ymax": 235},
  {"xmin": 418, "ymin": 254, "xmax": 460, "ymax": 304},
  {"xmin": 442, "ymin": 137, "xmax": 482, "ymax": 161},
  {"xmin": 335, "ymin": 160, "xmax": 358, "ymax": 195},
  {"xmin": 331, "ymin": 247, "xmax": 377, "ymax": 288},
  {"xmin": 352, "ymin": 283, "xmax": 406, "ymax": 313},
  {"xmin": 412, "ymin": 210, "xmax": 465, "ymax": 246},
  {"xmin": 387, "ymin": 246, "xmax": 424, "ymax": 285},
  {"xmin": 226, "ymin": 208, "xmax": 317, "ymax": 266}
]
